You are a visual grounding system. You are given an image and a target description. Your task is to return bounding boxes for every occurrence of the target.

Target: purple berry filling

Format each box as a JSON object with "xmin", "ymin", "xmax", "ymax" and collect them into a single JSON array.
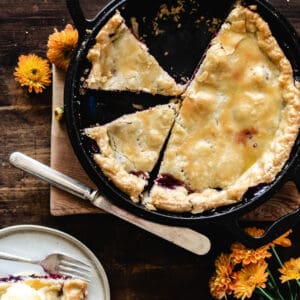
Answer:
[
  {"xmin": 156, "ymin": 174, "xmax": 184, "ymax": 189},
  {"xmin": 0, "ymin": 274, "xmax": 70, "ymax": 283}
]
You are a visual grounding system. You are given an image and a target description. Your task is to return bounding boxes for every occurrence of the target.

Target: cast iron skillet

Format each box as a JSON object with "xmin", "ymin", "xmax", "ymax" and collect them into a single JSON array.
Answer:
[{"xmin": 64, "ymin": 0, "xmax": 300, "ymax": 248}]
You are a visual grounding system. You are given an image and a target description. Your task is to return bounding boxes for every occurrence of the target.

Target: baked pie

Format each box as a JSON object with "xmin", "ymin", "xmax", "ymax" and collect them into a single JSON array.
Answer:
[
  {"xmin": 85, "ymin": 11, "xmax": 184, "ymax": 96},
  {"xmin": 84, "ymin": 5, "xmax": 300, "ymax": 213},
  {"xmin": 146, "ymin": 5, "xmax": 300, "ymax": 213},
  {"xmin": 85, "ymin": 103, "xmax": 178, "ymax": 201},
  {"xmin": 0, "ymin": 274, "xmax": 87, "ymax": 300}
]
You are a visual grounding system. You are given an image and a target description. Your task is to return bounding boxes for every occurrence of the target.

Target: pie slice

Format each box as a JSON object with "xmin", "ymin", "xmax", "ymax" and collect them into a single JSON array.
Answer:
[
  {"xmin": 147, "ymin": 5, "xmax": 300, "ymax": 213},
  {"xmin": 0, "ymin": 275, "xmax": 87, "ymax": 299},
  {"xmin": 85, "ymin": 11, "xmax": 184, "ymax": 96},
  {"xmin": 85, "ymin": 103, "xmax": 178, "ymax": 202}
]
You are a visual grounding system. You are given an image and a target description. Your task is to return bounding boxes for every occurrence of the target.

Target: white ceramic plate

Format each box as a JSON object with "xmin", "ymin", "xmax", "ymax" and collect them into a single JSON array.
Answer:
[{"xmin": 0, "ymin": 224, "xmax": 110, "ymax": 300}]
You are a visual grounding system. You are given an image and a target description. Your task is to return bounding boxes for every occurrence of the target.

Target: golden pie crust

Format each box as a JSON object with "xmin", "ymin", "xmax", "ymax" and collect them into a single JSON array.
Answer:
[
  {"xmin": 85, "ymin": 103, "xmax": 178, "ymax": 201},
  {"xmin": 147, "ymin": 5, "xmax": 300, "ymax": 213},
  {"xmin": 85, "ymin": 11, "xmax": 184, "ymax": 96},
  {"xmin": 85, "ymin": 5, "xmax": 300, "ymax": 214},
  {"xmin": 0, "ymin": 277, "xmax": 87, "ymax": 300}
]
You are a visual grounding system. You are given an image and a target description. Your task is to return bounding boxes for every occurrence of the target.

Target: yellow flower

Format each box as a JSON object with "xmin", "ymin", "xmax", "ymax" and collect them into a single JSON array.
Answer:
[
  {"xmin": 232, "ymin": 262, "xmax": 268, "ymax": 300},
  {"xmin": 269, "ymin": 229, "xmax": 292, "ymax": 248},
  {"xmin": 14, "ymin": 54, "xmax": 51, "ymax": 93},
  {"xmin": 230, "ymin": 242, "xmax": 271, "ymax": 266},
  {"xmin": 278, "ymin": 257, "xmax": 300, "ymax": 283},
  {"xmin": 47, "ymin": 24, "xmax": 78, "ymax": 71},
  {"xmin": 209, "ymin": 253, "xmax": 234, "ymax": 299}
]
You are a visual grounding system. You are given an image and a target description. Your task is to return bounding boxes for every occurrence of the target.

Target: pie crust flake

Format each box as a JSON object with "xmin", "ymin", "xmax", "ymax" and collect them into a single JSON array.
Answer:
[
  {"xmin": 85, "ymin": 103, "xmax": 178, "ymax": 201},
  {"xmin": 0, "ymin": 275, "xmax": 87, "ymax": 300},
  {"xmin": 85, "ymin": 11, "xmax": 184, "ymax": 96},
  {"xmin": 147, "ymin": 5, "xmax": 300, "ymax": 213}
]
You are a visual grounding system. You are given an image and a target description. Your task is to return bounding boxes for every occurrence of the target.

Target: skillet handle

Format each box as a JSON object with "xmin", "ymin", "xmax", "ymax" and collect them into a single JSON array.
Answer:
[
  {"xmin": 66, "ymin": 0, "xmax": 96, "ymax": 37},
  {"xmin": 227, "ymin": 146, "xmax": 300, "ymax": 248},
  {"xmin": 226, "ymin": 206, "xmax": 300, "ymax": 248}
]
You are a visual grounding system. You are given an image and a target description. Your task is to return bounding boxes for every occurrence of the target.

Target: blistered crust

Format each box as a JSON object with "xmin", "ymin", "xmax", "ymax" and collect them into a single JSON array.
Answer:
[
  {"xmin": 85, "ymin": 12, "xmax": 184, "ymax": 96},
  {"xmin": 85, "ymin": 104, "xmax": 178, "ymax": 202},
  {"xmin": 148, "ymin": 5, "xmax": 300, "ymax": 213}
]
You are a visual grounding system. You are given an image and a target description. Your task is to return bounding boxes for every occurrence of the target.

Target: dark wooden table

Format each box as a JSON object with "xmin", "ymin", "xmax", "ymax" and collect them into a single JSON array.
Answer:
[{"xmin": 0, "ymin": 1, "xmax": 300, "ymax": 299}]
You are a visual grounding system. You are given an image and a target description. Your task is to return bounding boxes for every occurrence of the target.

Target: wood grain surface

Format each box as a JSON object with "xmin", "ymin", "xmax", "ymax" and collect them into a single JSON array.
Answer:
[{"xmin": 1, "ymin": 1, "xmax": 300, "ymax": 299}]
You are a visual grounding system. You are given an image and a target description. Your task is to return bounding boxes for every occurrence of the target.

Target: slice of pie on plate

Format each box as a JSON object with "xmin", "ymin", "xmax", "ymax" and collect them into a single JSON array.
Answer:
[
  {"xmin": 85, "ymin": 103, "xmax": 178, "ymax": 202},
  {"xmin": 0, "ymin": 275, "xmax": 87, "ymax": 299},
  {"xmin": 85, "ymin": 11, "xmax": 184, "ymax": 96},
  {"xmin": 146, "ymin": 5, "xmax": 300, "ymax": 213}
]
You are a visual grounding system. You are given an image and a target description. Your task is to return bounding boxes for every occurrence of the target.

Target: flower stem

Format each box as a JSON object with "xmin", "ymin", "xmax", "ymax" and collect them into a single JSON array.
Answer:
[
  {"xmin": 271, "ymin": 247, "xmax": 293, "ymax": 300},
  {"xmin": 266, "ymin": 268, "xmax": 286, "ymax": 300},
  {"xmin": 271, "ymin": 247, "xmax": 283, "ymax": 267},
  {"xmin": 267, "ymin": 268, "xmax": 277, "ymax": 288},
  {"xmin": 257, "ymin": 287, "xmax": 275, "ymax": 300}
]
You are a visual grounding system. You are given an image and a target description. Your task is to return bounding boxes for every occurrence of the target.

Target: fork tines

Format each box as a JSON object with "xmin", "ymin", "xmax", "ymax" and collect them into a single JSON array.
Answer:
[{"xmin": 58, "ymin": 255, "xmax": 92, "ymax": 282}]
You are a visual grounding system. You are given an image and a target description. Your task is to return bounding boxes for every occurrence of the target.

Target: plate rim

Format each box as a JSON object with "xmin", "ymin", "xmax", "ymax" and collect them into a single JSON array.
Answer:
[{"xmin": 0, "ymin": 224, "xmax": 110, "ymax": 300}]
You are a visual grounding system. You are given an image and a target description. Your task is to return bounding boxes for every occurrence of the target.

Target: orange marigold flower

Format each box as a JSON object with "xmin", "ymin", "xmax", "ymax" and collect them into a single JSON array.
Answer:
[
  {"xmin": 278, "ymin": 257, "xmax": 300, "ymax": 283},
  {"xmin": 47, "ymin": 24, "xmax": 78, "ymax": 71},
  {"xmin": 215, "ymin": 252, "xmax": 234, "ymax": 274},
  {"xmin": 244, "ymin": 227, "xmax": 265, "ymax": 238},
  {"xmin": 209, "ymin": 253, "xmax": 235, "ymax": 299},
  {"xmin": 269, "ymin": 229, "xmax": 292, "ymax": 248},
  {"xmin": 209, "ymin": 275, "xmax": 230, "ymax": 299},
  {"xmin": 230, "ymin": 242, "xmax": 271, "ymax": 266},
  {"xmin": 232, "ymin": 262, "xmax": 268, "ymax": 300},
  {"xmin": 14, "ymin": 54, "xmax": 51, "ymax": 93},
  {"xmin": 245, "ymin": 227, "xmax": 292, "ymax": 248}
]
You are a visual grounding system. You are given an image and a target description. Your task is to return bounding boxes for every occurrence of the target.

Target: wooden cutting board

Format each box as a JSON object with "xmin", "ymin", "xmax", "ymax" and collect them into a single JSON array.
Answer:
[
  {"xmin": 50, "ymin": 66, "xmax": 101, "ymax": 215},
  {"xmin": 50, "ymin": 66, "xmax": 300, "ymax": 221}
]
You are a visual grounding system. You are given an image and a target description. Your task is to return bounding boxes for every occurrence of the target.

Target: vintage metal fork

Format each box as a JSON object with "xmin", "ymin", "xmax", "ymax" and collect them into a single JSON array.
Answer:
[{"xmin": 0, "ymin": 252, "xmax": 91, "ymax": 281}]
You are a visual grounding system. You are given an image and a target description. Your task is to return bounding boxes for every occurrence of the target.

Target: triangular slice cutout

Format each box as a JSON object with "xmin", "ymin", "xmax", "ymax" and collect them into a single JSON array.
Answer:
[
  {"xmin": 85, "ymin": 12, "xmax": 184, "ymax": 96},
  {"xmin": 147, "ymin": 5, "xmax": 300, "ymax": 213},
  {"xmin": 85, "ymin": 103, "xmax": 178, "ymax": 202}
]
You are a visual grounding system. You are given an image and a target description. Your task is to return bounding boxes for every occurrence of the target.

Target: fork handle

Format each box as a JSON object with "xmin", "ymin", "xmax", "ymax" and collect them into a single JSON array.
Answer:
[
  {"xmin": 9, "ymin": 152, "xmax": 211, "ymax": 255},
  {"xmin": 0, "ymin": 251, "xmax": 39, "ymax": 264}
]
